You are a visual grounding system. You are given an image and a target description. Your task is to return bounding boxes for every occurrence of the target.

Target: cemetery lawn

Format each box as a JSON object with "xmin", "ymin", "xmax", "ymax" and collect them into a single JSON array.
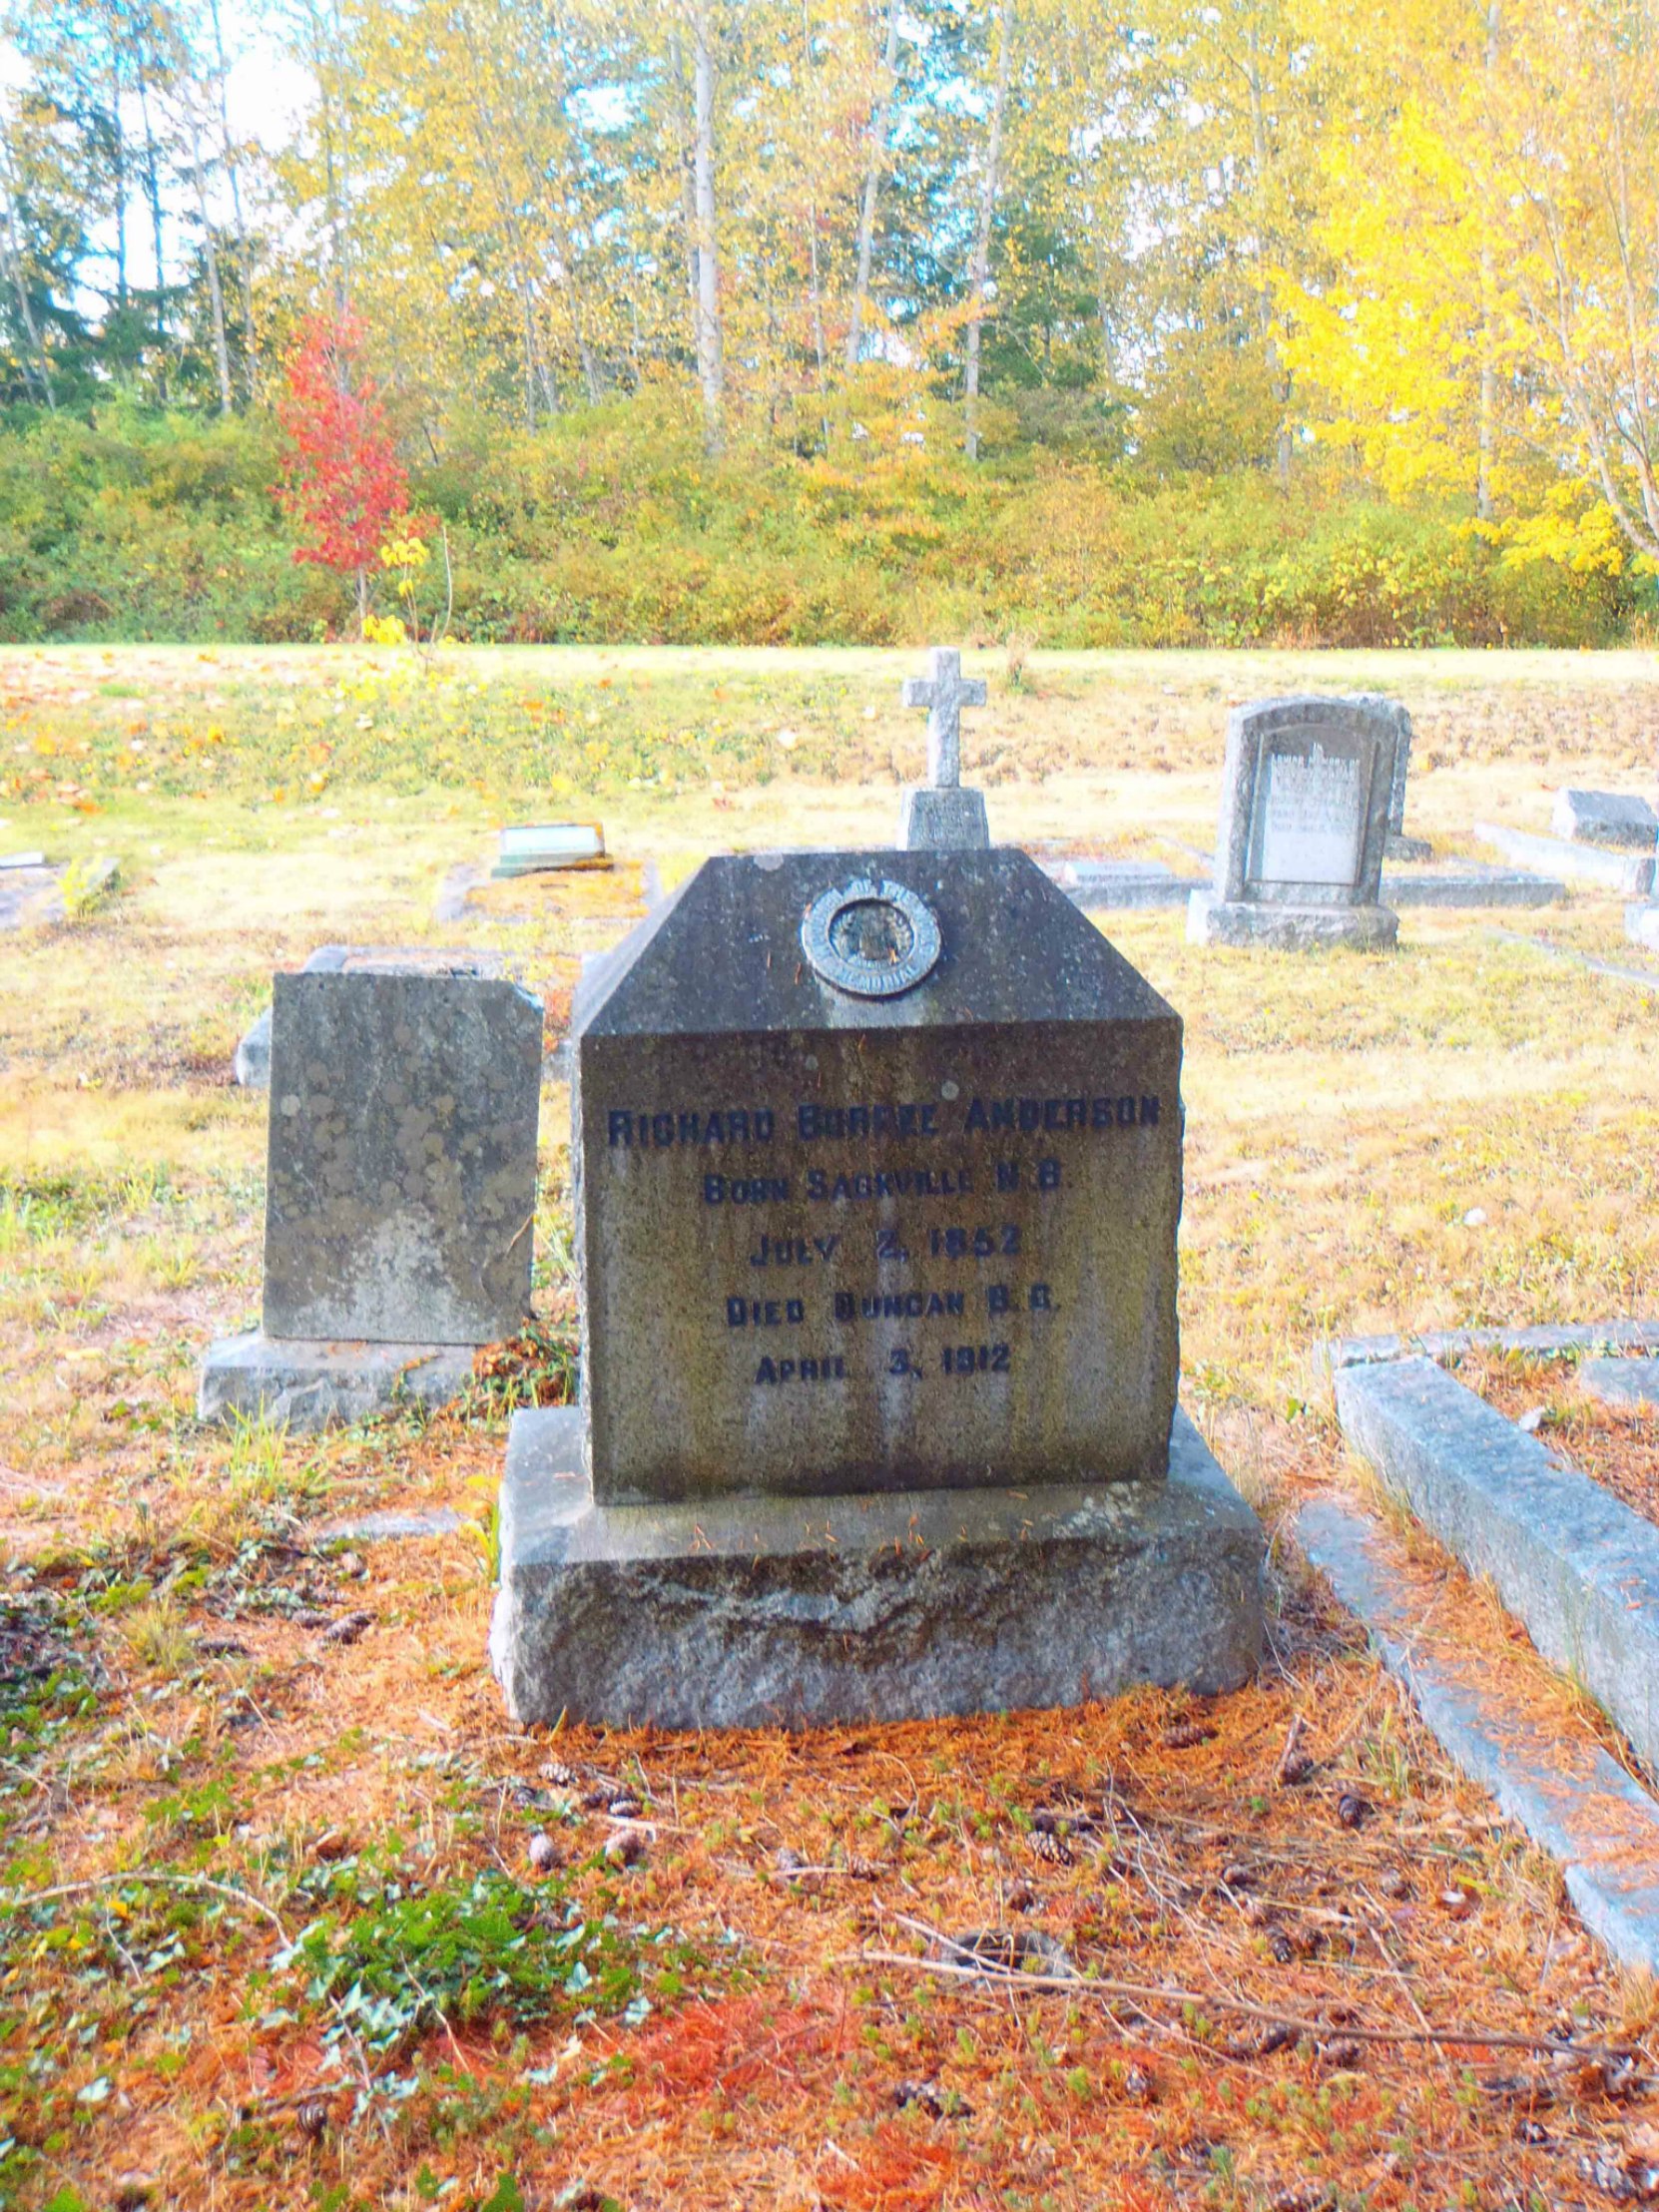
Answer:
[{"xmin": 2, "ymin": 642, "xmax": 1659, "ymax": 2210}]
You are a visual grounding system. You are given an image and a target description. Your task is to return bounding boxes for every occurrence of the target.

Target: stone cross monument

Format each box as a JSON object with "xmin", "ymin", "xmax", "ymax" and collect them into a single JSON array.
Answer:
[{"xmin": 897, "ymin": 647, "xmax": 991, "ymax": 850}]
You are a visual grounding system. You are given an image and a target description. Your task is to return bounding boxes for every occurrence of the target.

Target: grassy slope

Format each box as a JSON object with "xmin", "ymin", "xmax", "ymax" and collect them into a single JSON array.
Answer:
[{"xmin": 1, "ymin": 645, "xmax": 1658, "ymax": 2209}]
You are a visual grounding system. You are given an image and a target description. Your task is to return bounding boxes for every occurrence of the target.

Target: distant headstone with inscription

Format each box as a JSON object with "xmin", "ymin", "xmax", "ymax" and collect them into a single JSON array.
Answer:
[
  {"xmin": 202, "ymin": 962, "xmax": 542, "ymax": 1429},
  {"xmin": 491, "ymin": 847, "xmax": 1263, "ymax": 1730},
  {"xmin": 896, "ymin": 648, "xmax": 991, "ymax": 851},
  {"xmin": 1188, "ymin": 696, "xmax": 1400, "ymax": 950}
]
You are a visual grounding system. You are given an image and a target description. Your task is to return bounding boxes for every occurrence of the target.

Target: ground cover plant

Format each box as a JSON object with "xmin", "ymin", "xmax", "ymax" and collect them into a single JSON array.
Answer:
[{"xmin": 2, "ymin": 644, "xmax": 1658, "ymax": 2209}]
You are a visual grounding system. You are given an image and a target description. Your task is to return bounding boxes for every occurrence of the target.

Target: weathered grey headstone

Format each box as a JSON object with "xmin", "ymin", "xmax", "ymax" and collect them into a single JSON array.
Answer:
[
  {"xmin": 1553, "ymin": 789, "xmax": 1659, "ymax": 851},
  {"xmin": 234, "ymin": 946, "xmax": 507, "ymax": 1088},
  {"xmin": 897, "ymin": 649, "xmax": 991, "ymax": 851},
  {"xmin": 1188, "ymin": 696, "xmax": 1400, "ymax": 950},
  {"xmin": 202, "ymin": 965, "xmax": 542, "ymax": 1428},
  {"xmin": 265, "ymin": 972, "xmax": 540, "ymax": 1341},
  {"xmin": 492, "ymin": 846, "xmax": 1263, "ymax": 1728},
  {"xmin": 1375, "ymin": 697, "xmax": 1431, "ymax": 860}
]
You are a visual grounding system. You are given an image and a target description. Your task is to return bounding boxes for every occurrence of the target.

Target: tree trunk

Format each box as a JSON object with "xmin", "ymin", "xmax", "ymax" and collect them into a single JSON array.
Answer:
[
  {"xmin": 0, "ymin": 155, "xmax": 54, "ymax": 408},
  {"xmin": 186, "ymin": 110, "xmax": 234, "ymax": 412},
  {"xmin": 1476, "ymin": 0, "xmax": 1498, "ymax": 521},
  {"xmin": 668, "ymin": 30, "xmax": 700, "ymax": 322},
  {"xmin": 208, "ymin": 0, "xmax": 258, "ymax": 399},
  {"xmin": 691, "ymin": 0, "xmax": 725, "ymax": 452},
  {"xmin": 134, "ymin": 51, "xmax": 169, "ymax": 366},
  {"xmin": 1244, "ymin": 32, "xmax": 1291, "ymax": 487},
  {"xmin": 963, "ymin": 2, "xmax": 1013, "ymax": 464},
  {"xmin": 845, "ymin": 0, "xmax": 900, "ymax": 371}
]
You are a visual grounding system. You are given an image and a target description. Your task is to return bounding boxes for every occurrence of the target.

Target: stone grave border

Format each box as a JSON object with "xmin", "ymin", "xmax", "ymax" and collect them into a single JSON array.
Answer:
[
  {"xmin": 1302, "ymin": 1318, "xmax": 1659, "ymax": 1971},
  {"xmin": 1299, "ymin": 1495, "xmax": 1659, "ymax": 1974},
  {"xmin": 1476, "ymin": 821, "xmax": 1657, "ymax": 897}
]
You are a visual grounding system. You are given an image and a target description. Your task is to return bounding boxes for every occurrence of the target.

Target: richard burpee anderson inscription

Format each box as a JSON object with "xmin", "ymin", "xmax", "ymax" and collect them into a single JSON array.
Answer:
[{"xmin": 572, "ymin": 849, "xmax": 1183, "ymax": 1507}]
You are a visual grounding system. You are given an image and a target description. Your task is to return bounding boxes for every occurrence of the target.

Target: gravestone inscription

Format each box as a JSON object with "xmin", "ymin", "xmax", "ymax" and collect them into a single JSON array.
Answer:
[
  {"xmin": 575, "ymin": 850, "xmax": 1180, "ymax": 1504},
  {"xmin": 491, "ymin": 846, "xmax": 1264, "ymax": 1729},
  {"xmin": 1189, "ymin": 696, "xmax": 1400, "ymax": 950}
]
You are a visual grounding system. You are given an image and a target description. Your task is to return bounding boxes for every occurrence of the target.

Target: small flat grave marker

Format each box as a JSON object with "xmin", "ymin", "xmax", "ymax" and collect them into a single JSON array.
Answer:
[{"xmin": 493, "ymin": 823, "xmax": 609, "ymax": 877}]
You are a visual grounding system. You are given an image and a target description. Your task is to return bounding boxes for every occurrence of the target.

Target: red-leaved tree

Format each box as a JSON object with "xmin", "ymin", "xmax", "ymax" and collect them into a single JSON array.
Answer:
[{"xmin": 276, "ymin": 310, "xmax": 408, "ymax": 632}]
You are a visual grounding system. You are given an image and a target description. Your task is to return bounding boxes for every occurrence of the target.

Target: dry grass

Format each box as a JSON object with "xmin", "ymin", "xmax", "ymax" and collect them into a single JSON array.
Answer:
[{"xmin": 2, "ymin": 645, "xmax": 1658, "ymax": 2209}]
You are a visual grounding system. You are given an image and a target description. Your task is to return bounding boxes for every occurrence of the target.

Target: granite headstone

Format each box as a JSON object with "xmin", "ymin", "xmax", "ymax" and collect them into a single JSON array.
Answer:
[
  {"xmin": 234, "ymin": 945, "xmax": 507, "ymax": 1089},
  {"xmin": 1188, "ymin": 696, "xmax": 1400, "ymax": 950},
  {"xmin": 202, "ymin": 966, "xmax": 543, "ymax": 1427},
  {"xmin": 492, "ymin": 847, "xmax": 1264, "ymax": 1729}
]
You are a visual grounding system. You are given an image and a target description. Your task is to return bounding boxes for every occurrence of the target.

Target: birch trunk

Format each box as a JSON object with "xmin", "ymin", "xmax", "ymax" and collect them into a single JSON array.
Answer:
[
  {"xmin": 963, "ymin": 2, "xmax": 1012, "ymax": 463},
  {"xmin": 0, "ymin": 154, "xmax": 53, "ymax": 407},
  {"xmin": 208, "ymin": 0, "xmax": 258, "ymax": 398},
  {"xmin": 845, "ymin": 0, "xmax": 900, "ymax": 371},
  {"xmin": 692, "ymin": 0, "xmax": 724, "ymax": 451},
  {"xmin": 186, "ymin": 110, "xmax": 234, "ymax": 412}
]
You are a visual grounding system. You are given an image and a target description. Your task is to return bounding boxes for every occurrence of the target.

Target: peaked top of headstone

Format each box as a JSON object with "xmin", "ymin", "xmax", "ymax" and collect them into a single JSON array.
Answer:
[{"xmin": 577, "ymin": 847, "xmax": 1178, "ymax": 1040}]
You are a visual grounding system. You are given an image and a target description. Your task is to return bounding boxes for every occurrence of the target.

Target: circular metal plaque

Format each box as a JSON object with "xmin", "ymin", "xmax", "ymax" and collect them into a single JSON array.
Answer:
[{"xmin": 800, "ymin": 876, "xmax": 942, "ymax": 999}]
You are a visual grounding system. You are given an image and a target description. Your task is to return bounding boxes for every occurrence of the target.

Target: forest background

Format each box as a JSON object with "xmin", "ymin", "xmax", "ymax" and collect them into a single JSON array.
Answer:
[{"xmin": 1, "ymin": 0, "xmax": 1657, "ymax": 650}]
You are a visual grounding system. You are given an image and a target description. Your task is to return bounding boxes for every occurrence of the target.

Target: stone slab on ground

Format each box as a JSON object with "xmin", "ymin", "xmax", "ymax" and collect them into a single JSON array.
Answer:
[
  {"xmin": 1580, "ymin": 1356, "xmax": 1659, "ymax": 1410},
  {"xmin": 491, "ymin": 1402, "xmax": 1264, "ymax": 1730},
  {"xmin": 1187, "ymin": 890, "xmax": 1398, "ymax": 950},
  {"xmin": 1299, "ymin": 1496, "xmax": 1659, "ymax": 1976},
  {"xmin": 1552, "ymin": 788, "xmax": 1659, "ymax": 850},
  {"xmin": 198, "ymin": 1330, "xmax": 476, "ymax": 1430},
  {"xmin": 1381, "ymin": 865, "xmax": 1563, "ymax": 908},
  {"xmin": 1334, "ymin": 1354, "xmax": 1659, "ymax": 1775},
  {"xmin": 317, "ymin": 1506, "xmax": 465, "ymax": 1542},
  {"xmin": 1317, "ymin": 1317, "xmax": 1659, "ymax": 1374},
  {"xmin": 1041, "ymin": 857, "xmax": 1206, "ymax": 910},
  {"xmin": 1628, "ymin": 904, "xmax": 1659, "ymax": 954},
  {"xmin": 1484, "ymin": 923, "xmax": 1659, "ymax": 992},
  {"xmin": 0, "ymin": 855, "xmax": 119, "ymax": 931},
  {"xmin": 1475, "ymin": 821, "xmax": 1656, "ymax": 896}
]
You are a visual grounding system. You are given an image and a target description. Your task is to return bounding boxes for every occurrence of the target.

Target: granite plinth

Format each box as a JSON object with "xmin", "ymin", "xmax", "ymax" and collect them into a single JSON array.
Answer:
[
  {"xmin": 1187, "ymin": 890, "xmax": 1398, "ymax": 950},
  {"xmin": 1627, "ymin": 904, "xmax": 1659, "ymax": 954},
  {"xmin": 1580, "ymin": 1357, "xmax": 1659, "ymax": 1410},
  {"xmin": 898, "ymin": 786, "xmax": 990, "ymax": 851},
  {"xmin": 490, "ymin": 1403, "xmax": 1263, "ymax": 1730},
  {"xmin": 1552, "ymin": 788, "xmax": 1659, "ymax": 850},
  {"xmin": 199, "ymin": 1330, "xmax": 475, "ymax": 1430},
  {"xmin": 1042, "ymin": 858, "xmax": 1206, "ymax": 910},
  {"xmin": 1384, "ymin": 832, "xmax": 1432, "ymax": 863},
  {"xmin": 264, "ymin": 969, "xmax": 541, "ymax": 1344},
  {"xmin": 573, "ymin": 849, "xmax": 1183, "ymax": 1508}
]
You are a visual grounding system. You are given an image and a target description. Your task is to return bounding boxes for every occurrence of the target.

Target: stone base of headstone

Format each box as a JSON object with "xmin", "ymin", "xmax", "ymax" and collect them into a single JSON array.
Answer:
[
  {"xmin": 897, "ymin": 786, "xmax": 990, "ymax": 852},
  {"xmin": 1186, "ymin": 891, "xmax": 1398, "ymax": 951},
  {"xmin": 490, "ymin": 1404, "xmax": 1263, "ymax": 1730},
  {"xmin": 1384, "ymin": 832, "xmax": 1433, "ymax": 863},
  {"xmin": 198, "ymin": 1329, "xmax": 476, "ymax": 1430},
  {"xmin": 1626, "ymin": 903, "xmax": 1659, "ymax": 954}
]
